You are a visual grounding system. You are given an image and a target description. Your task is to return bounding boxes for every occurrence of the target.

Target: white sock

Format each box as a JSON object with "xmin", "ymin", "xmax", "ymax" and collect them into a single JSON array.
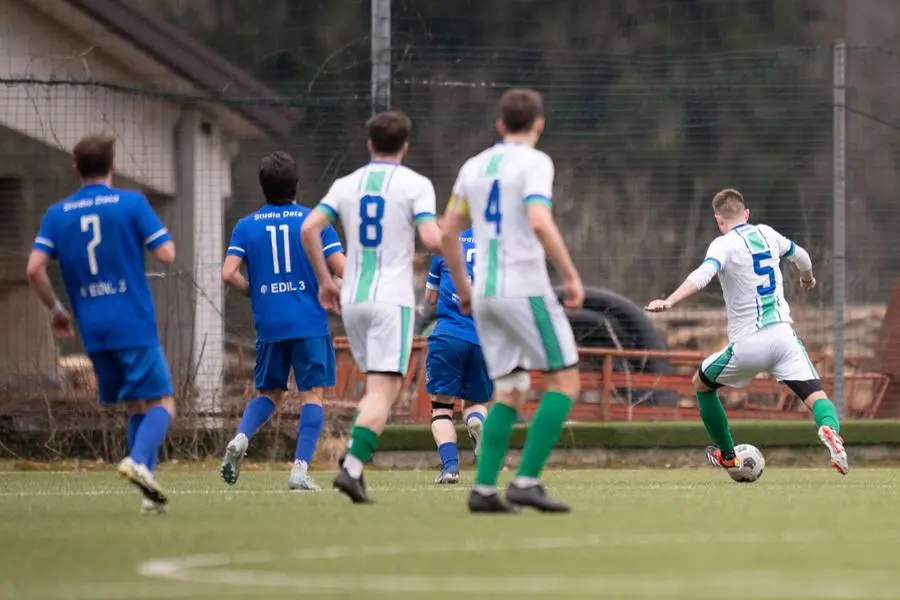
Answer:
[
  {"xmin": 513, "ymin": 476, "xmax": 540, "ymax": 488},
  {"xmin": 473, "ymin": 484, "xmax": 498, "ymax": 495},
  {"xmin": 343, "ymin": 454, "xmax": 364, "ymax": 479},
  {"xmin": 293, "ymin": 459, "xmax": 308, "ymax": 474}
]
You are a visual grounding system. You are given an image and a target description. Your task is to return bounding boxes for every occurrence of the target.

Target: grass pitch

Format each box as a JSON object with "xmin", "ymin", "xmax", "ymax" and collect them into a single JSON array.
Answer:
[{"xmin": 2, "ymin": 467, "xmax": 900, "ymax": 600}]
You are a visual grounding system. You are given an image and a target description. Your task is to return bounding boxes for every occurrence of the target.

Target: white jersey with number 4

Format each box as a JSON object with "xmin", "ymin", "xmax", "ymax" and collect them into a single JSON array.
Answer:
[
  {"xmin": 452, "ymin": 143, "xmax": 555, "ymax": 298},
  {"xmin": 317, "ymin": 162, "xmax": 436, "ymax": 308},
  {"xmin": 705, "ymin": 223, "xmax": 798, "ymax": 343}
]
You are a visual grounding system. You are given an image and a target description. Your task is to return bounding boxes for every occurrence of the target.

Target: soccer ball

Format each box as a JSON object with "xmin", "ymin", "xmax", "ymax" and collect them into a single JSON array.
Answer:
[{"xmin": 727, "ymin": 444, "xmax": 765, "ymax": 483}]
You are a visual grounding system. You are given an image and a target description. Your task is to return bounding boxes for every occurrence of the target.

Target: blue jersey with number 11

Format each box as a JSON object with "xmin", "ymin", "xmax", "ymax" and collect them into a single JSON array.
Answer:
[
  {"xmin": 32, "ymin": 184, "xmax": 171, "ymax": 353},
  {"xmin": 426, "ymin": 230, "xmax": 479, "ymax": 346},
  {"xmin": 227, "ymin": 203, "xmax": 342, "ymax": 342}
]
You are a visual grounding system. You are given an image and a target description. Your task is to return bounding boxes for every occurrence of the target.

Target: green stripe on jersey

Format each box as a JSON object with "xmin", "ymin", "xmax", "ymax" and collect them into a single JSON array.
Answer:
[
  {"xmin": 484, "ymin": 238, "xmax": 500, "ymax": 297},
  {"xmin": 529, "ymin": 297, "xmax": 564, "ymax": 371},
  {"xmin": 354, "ymin": 248, "xmax": 378, "ymax": 302},
  {"xmin": 760, "ymin": 294, "xmax": 779, "ymax": 326},
  {"xmin": 398, "ymin": 306, "xmax": 412, "ymax": 375},
  {"xmin": 485, "ymin": 154, "xmax": 503, "ymax": 176},
  {"xmin": 704, "ymin": 344, "xmax": 734, "ymax": 383},
  {"xmin": 745, "ymin": 229, "xmax": 768, "ymax": 253},
  {"xmin": 365, "ymin": 171, "xmax": 386, "ymax": 193}
]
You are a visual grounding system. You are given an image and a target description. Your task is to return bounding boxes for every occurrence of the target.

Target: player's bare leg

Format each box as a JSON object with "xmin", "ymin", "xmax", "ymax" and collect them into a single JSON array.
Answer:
[
  {"xmin": 289, "ymin": 389, "xmax": 326, "ymax": 491},
  {"xmin": 334, "ymin": 373, "xmax": 403, "ymax": 503},
  {"xmin": 797, "ymin": 388, "xmax": 848, "ymax": 474},
  {"xmin": 431, "ymin": 396, "xmax": 460, "ymax": 484},
  {"xmin": 222, "ymin": 390, "xmax": 282, "ymax": 486},
  {"xmin": 462, "ymin": 401, "xmax": 488, "ymax": 461},
  {"xmin": 118, "ymin": 396, "xmax": 174, "ymax": 508},
  {"xmin": 504, "ymin": 366, "xmax": 578, "ymax": 513}
]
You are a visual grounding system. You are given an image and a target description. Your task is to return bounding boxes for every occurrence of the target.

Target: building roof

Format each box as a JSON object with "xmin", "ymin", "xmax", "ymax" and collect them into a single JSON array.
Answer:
[{"xmin": 61, "ymin": 0, "xmax": 301, "ymax": 137}]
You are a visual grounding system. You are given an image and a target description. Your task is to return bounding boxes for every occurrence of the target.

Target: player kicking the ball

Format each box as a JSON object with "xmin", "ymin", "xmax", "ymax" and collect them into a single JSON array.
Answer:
[
  {"xmin": 645, "ymin": 188, "xmax": 848, "ymax": 475},
  {"xmin": 302, "ymin": 111, "xmax": 443, "ymax": 504},
  {"xmin": 442, "ymin": 89, "xmax": 584, "ymax": 513},
  {"xmin": 424, "ymin": 228, "xmax": 492, "ymax": 484},
  {"xmin": 27, "ymin": 134, "xmax": 176, "ymax": 514},
  {"xmin": 220, "ymin": 151, "xmax": 345, "ymax": 491}
]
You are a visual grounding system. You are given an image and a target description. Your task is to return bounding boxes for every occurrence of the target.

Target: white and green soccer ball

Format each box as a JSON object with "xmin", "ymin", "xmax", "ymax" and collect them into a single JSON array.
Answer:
[{"xmin": 728, "ymin": 444, "xmax": 765, "ymax": 483}]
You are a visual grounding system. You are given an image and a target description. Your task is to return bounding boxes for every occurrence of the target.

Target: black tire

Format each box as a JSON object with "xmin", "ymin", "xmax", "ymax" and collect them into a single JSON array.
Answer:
[{"xmin": 555, "ymin": 286, "xmax": 677, "ymax": 406}]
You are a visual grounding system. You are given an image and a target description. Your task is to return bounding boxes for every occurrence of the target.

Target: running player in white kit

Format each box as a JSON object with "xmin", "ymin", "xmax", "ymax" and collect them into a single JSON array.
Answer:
[
  {"xmin": 301, "ymin": 111, "xmax": 442, "ymax": 503},
  {"xmin": 441, "ymin": 89, "xmax": 584, "ymax": 513},
  {"xmin": 645, "ymin": 189, "xmax": 848, "ymax": 475}
]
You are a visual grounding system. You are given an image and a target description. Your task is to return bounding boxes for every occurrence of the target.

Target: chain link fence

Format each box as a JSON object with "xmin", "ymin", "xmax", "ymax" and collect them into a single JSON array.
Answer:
[{"xmin": 3, "ymin": 2, "xmax": 900, "ymax": 461}]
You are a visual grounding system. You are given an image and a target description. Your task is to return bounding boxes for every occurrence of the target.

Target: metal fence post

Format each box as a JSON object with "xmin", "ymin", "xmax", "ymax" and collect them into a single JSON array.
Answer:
[
  {"xmin": 833, "ymin": 40, "xmax": 847, "ymax": 415},
  {"xmin": 371, "ymin": 0, "xmax": 391, "ymax": 114}
]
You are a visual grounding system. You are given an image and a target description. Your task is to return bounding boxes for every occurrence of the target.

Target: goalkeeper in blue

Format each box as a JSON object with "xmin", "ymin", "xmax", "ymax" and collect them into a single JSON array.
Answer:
[
  {"xmin": 645, "ymin": 188, "xmax": 847, "ymax": 476},
  {"xmin": 27, "ymin": 134, "xmax": 176, "ymax": 514},
  {"xmin": 220, "ymin": 151, "xmax": 345, "ymax": 491},
  {"xmin": 424, "ymin": 229, "xmax": 492, "ymax": 484}
]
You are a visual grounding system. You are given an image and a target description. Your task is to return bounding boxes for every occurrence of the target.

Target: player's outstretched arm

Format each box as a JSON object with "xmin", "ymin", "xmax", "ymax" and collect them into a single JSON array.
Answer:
[
  {"xmin": 645, "ymin": 261, "xmax": 717, "ymax": 312},
  {"xmin": 25, "ymin": 250, "xmax": 74, "ymax": 339},
  {"xmin": 153, "ymin": 241, "xmax": 176, "ymax": 265},
  {"xmin": 785, "ymin": 243, "xmax": 816, "ymax": 289},
  {"xmin": 302, "ymin": 208, "xmax": 341, "ymax": 313},
  {"xmin": 221, "ymin": 255, "xmax": 250, "ymax": 296},
  {"xmin": 526, "ymin": 203, "xmax": 584, "ymax": 309}
]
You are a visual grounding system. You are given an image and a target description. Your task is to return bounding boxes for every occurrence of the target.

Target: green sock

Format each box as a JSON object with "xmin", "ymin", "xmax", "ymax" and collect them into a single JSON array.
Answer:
[
  {"xmin": 347, "ymin": 425, "xmax": 379, "ymax": 463},
  {"xmin": 474, "ymin": 403, "xmax": 518, "ymax": 487},
  {"xmin": 517, "ymin": 391, "xmax": 575, "ymax": 479},
  {"xmin": 812, "ymin": 398, "xmax": 840, "ymax": 433},
  {"xmin": 696, "ymin": 390, "xmax": 735, "ymax": 455}
]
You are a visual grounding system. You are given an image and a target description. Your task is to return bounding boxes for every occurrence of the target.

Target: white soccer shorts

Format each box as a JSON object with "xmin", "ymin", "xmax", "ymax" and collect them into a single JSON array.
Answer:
[
  {"xmin": 341, "ymin": 301, "xmax": 414, "ymax": 375},
  {"xmin": 472, "ymin": 294, "xmax": 579, "ymax": 379},
  {"xmin": 700, "ymin": 322, "xmax": 819, "ymax": 388}
]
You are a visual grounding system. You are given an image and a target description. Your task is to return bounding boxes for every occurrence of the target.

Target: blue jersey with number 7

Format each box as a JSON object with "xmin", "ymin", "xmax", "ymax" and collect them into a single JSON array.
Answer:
[
  {"xmin": 227, "ymin": 203, "xmax": 342, "ymax": 342},
  {"xmin": 32, "ymin": 184, "xmax": 171, "ymax": 353}
]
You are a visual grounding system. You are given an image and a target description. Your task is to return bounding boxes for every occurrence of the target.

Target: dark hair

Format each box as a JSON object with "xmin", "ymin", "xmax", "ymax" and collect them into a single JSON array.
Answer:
[
  {"xmin": 499, "ymin": 89, "xmax": 544, "ymax": 133},
  {"xmin": 366, "ymin": 111, "xmax": 412, "ymax": 155},
  {"xmin": 73, "ymin": 134, "xmax": 116, "ymax": 179},
  {"xmin": 258, "ymin": 151, "xmax": 298, "ymax": 205}
]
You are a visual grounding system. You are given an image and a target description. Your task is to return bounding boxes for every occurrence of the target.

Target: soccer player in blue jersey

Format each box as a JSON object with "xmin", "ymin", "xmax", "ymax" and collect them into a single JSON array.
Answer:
[
  {"xmin": 26, "ymin": 134, "xmax": 176, "ymax": 514},
  {"xmin": 220, "ymin": 151, "xmax": 345, "ymax": 491},
  {"xmin": 425, "ymin": 229, "xmax": 492, "ymax": 484}
]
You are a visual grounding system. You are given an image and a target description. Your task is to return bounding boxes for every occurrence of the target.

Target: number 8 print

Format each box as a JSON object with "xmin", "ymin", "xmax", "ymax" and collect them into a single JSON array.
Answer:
[{"xmin": 359, "ymin": 195, "xmax": 385, "ymax": 248}]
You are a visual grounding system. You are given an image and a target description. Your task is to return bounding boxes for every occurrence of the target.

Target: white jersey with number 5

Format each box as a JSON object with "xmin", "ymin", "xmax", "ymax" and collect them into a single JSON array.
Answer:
[
  {"xmin": 317, "ymin": 162, "xmax": 436, "ymax": 308},
  {"xmin": 452, "ymin": 143, "xmax": 555, "ymax": 298},
  {"xmin": 705, "ymin": 223, "xmax": 797, "ymax": 343}
]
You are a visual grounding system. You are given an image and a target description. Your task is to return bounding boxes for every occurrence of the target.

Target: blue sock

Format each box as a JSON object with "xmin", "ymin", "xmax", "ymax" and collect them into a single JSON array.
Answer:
[
  {"xmin": 126, "ymin": 414, "xmax": 144, "ymax": 453},
  {"xmin": 126, "ymin": 414, "xmax": 158, "ymax": 472},
  {"xmin": 295, "ymin": 403, "xmax": 325, "ymax": 463},
  {"xmin": 130, "ymin": 406, "xmax": 171, "ymax": 468},
  {"xmin": 237, "ymin": 396, "xmax": 277, "ymax": 438},
  {"xmin": 438, "ymin": 442, "xmax": 460, "ymax": 472}
]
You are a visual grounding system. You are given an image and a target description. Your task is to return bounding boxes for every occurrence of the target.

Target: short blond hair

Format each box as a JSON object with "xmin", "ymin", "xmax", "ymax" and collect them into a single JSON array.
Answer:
[{"xmin": 712, "ymin": 188, "xmax": 745, "ymax": 219}]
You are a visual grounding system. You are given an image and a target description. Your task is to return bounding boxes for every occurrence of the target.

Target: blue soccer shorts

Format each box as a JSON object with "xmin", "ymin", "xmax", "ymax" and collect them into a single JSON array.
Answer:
[
  {"xmin": 255, "ymin": 335, "xmax": 336, "ymax": 392},
  {"xmin": 425, "ymin": 334, "xmax": 493, "ymax": 404},
  {"xmin": 89, "ymin": 345, "xmax": 174, "ymax": 406}
]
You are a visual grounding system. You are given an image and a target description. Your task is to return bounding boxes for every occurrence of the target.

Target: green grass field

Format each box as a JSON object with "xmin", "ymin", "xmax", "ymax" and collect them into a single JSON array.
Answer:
[{"xmin": 2, "ymin": 467, "xmax": 900, "ymax": 600}]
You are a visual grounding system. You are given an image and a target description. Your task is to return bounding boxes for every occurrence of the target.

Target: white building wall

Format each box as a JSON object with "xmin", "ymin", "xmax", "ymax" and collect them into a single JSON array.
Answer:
[{"xmin": 0, "ymin": 0, "xmax": 180, "ymax": 195}]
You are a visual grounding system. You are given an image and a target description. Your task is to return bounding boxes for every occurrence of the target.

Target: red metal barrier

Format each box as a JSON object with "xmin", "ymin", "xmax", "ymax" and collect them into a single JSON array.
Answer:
[{"xmin": 332, "ymin": 338, "xmax": 890, "ymax": 423}]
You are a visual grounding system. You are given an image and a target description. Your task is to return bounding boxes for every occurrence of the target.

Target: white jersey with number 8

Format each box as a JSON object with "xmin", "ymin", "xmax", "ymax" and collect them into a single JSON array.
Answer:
[
  {"xmin": 317, "ymin": 162, "xmax": 436, "ymax": 308},
  {"xmin": 451, "ymin": 143, "xmax": 555, "ymax": 298}
]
